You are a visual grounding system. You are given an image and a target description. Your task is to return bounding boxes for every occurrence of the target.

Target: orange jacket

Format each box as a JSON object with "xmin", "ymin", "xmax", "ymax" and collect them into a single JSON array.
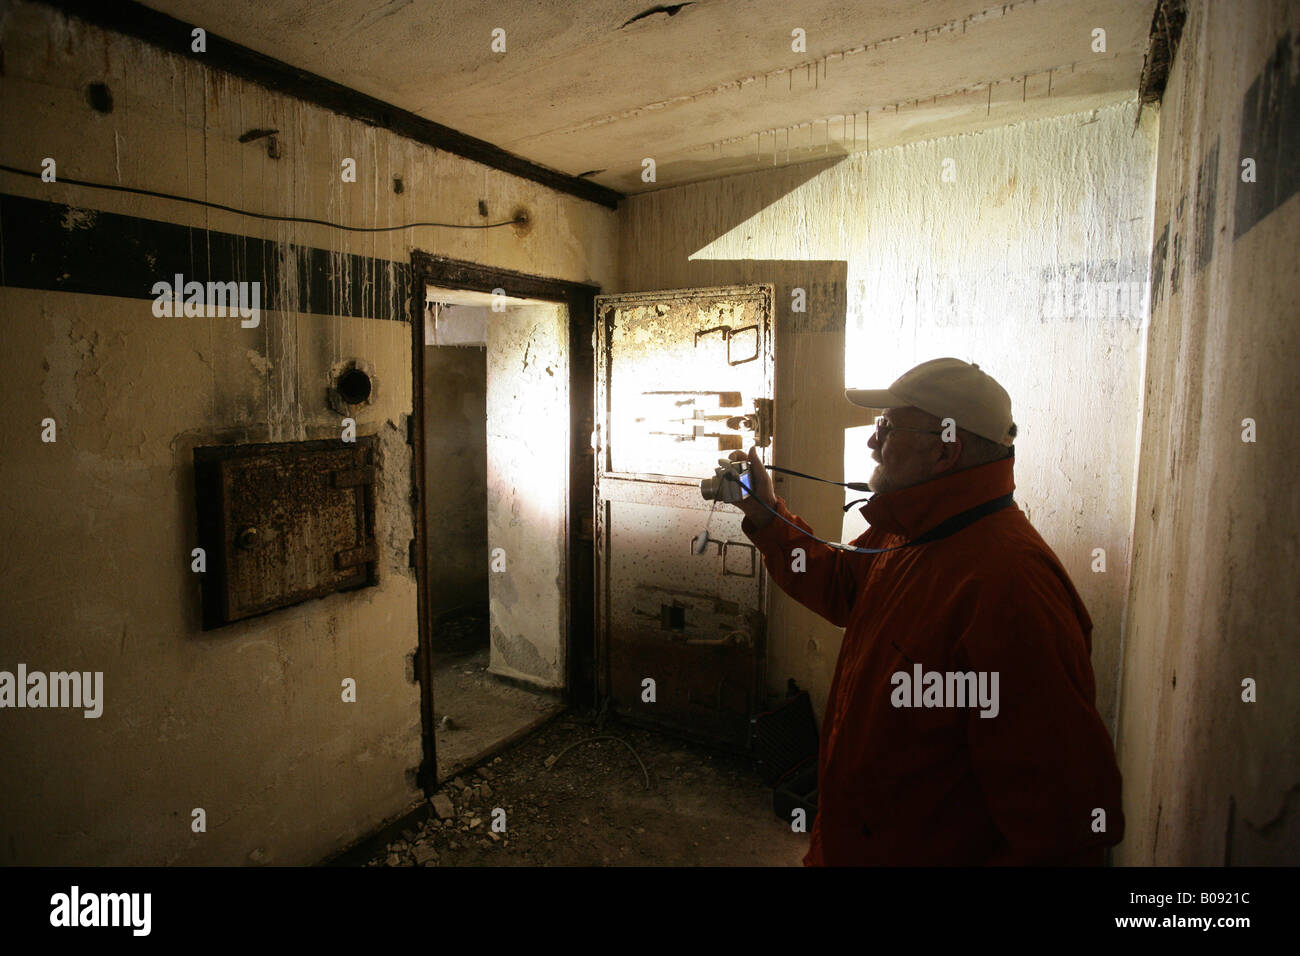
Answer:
[{"xmin": 742, "ymin": 457, "xmax": 1124, "ymax": 865}]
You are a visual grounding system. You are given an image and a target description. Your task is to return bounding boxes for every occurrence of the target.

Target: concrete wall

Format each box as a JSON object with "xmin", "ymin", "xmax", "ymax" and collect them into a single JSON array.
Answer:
[
  {"xmin": 486, "ymin": 304, "xmax": 569, "ymax": 688},
  {"xmin": 0, "ymin": 0, "xmax": 613, "ymax": 865},
  {"xmin": 619, "ymin": 99, "xmax": 1156, "ymax": 733},
  {"xmin": 1116, "ymin": 0, "xmax": 1300, "ymax": 865},
  {"xmin": 423, "ymin": 344, "xmax": 489, "ymax": 618}
]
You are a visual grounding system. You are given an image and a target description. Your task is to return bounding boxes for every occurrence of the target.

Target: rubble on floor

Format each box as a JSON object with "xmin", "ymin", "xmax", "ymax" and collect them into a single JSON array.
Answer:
[{"xmin": 362, "ymin": 713, "xmax": 807, "ymax": 867}]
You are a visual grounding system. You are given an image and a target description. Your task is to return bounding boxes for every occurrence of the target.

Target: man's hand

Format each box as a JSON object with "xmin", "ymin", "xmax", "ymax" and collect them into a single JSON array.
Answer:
[{"xmin": 728, "ymin": 446, "xmax": 777, "ymax": 529}]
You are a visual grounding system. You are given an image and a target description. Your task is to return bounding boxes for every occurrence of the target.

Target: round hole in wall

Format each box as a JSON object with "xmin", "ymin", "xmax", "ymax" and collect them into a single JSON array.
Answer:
[
  {"xmin": 86, "ymin": 82, "xmax": 114, "ymax": 114},
  {"xmin": 337, "ymin": 368, "xmax": 372, "ymax": 405},
  {"xmin": 510, "ymin": 205, "xmax": 533, "ymax": 238}
]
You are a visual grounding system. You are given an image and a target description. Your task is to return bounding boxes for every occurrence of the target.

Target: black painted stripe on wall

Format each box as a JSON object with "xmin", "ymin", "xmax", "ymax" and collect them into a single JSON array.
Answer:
[{"xmin": 0, "ymin": 193, "xmax": 410, "ymax": 321}]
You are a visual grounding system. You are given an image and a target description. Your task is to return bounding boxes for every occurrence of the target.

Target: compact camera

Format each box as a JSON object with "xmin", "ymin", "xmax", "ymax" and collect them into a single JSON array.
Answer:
[{"xmin": 700, "ymin": 459, "xmax": 751, "ymax": 503}]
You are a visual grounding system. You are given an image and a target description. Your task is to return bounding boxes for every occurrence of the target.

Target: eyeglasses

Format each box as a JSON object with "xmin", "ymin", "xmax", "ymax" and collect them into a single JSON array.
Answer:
[{"xmin": 874, "ymin": 415, "xmax": 944, "ymax": 443}]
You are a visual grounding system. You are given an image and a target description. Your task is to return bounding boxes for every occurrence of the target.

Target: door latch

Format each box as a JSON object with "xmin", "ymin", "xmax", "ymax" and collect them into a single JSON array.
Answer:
[
  {"xmin": 718, "ymin": 400, "xmax": 772, "ymax": 448},
  {"xmin": 737, "ymin": 398, "xmax": 773, "ymax": 447}
]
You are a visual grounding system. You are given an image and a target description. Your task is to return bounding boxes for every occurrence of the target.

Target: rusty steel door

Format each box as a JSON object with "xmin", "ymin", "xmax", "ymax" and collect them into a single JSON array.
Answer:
[{"xmin": 594, "ymin": 285, "xmax": 774, "ymax": 749}]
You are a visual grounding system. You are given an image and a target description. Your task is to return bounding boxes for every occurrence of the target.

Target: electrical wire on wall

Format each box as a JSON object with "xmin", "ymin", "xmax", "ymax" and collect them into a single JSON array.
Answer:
[
  {"xmin": 0, "ymin": 163, "xmax": 526, "ymax": 232},
  {"xmin": 0, "ymin": 160, "xmax": 523, "ymax": 436}
]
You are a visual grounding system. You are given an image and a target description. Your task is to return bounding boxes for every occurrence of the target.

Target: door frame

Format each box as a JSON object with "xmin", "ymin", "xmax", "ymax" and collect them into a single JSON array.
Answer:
[{"xmin": 408, "ymin": 251, "xmax": 599, "ymax": 794}]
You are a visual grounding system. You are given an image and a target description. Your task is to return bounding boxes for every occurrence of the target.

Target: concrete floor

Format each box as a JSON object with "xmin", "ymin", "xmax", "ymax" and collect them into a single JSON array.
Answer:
[
  {"xmin": 432, "ymin": 645, "xmax": 563, "ymax": 779},
  {"xmin": 429, "ymin": 602, "xmax": 563, "ymax": 779},
  {"xmin": 343, "ymin": 603, "xmax": 809, "ymax": 867},
  {"xmin": 352, "ymin": 711, "xmax": 809, "ymax": 867}
]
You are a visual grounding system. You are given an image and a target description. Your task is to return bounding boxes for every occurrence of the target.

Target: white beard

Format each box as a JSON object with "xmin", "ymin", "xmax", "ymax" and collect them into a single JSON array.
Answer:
[{"xmin": 869, "ymin": 462, "xmax": 894, "ymax": 495}]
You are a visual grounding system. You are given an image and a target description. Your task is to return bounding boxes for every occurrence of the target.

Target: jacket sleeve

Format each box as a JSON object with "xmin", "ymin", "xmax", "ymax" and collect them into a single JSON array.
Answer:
[
  {"xmin": 954, "ymin": 560, "xmax": 1126, "ymax": 865},
  {"xmin": 740, "ymin": 496, "xmax": 872, "ymax": 628}
]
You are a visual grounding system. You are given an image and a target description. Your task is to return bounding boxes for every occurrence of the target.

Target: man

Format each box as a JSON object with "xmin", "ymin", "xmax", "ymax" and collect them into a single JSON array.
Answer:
[{"xmin": 732, "ymin": 357, "xmax": 1124, "ymax": 865}]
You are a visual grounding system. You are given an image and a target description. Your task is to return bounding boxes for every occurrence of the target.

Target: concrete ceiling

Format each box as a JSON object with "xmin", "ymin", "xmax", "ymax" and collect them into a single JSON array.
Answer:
[{"xmin": 144, "ymin": 0, "xmax": 1157, "ymax": 196}]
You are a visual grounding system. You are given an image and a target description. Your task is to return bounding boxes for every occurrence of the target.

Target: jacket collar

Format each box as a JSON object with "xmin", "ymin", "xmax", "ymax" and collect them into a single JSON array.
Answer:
[{"xmin": 861, "ymin": 457, "xmax": 1016, "ymax": 540}]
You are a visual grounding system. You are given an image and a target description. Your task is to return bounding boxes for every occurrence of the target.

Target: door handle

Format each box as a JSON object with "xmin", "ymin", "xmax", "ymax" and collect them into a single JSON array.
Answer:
[
  {"xmin": 693, "ymin": 324, "xmax": 760, "ymax": 366},
  {"xmin": 725, "ymin": 325, "xmax": 758, "ymax": 365}
]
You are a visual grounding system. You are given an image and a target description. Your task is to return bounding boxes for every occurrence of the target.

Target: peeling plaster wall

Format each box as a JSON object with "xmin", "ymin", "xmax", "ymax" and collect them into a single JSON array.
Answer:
[
  {"xmin": 1116, "ymin": 0, "xmax": 1300, "ymax": 865},
  {"xmin": 619, "ymin": 100, "xmax": 1155, "ymax": 736},
  {"xmin": 0, "ymin": 1, "xmax": 613, "ymax": 865},
  {"xmin": 486, "ymin": 304, "xmax": 569, "ymax": 688}
]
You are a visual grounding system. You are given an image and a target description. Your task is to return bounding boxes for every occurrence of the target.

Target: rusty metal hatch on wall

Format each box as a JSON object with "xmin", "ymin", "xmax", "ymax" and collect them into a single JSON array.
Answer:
[
  {"xmin": 594, "ymin": 284, "xmax": 774, "ymax": 750},
  {"xmin": 194, "ymin": 438, "xmax": 378, "ymax": 629}
]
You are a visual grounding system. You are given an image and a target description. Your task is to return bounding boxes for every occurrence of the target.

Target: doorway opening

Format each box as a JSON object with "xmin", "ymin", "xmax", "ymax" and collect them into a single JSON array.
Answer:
[
  {"xmin": 423, "ymin": 288, "xmax": 567, "ymax": 778},
  {"xmin": 409, "ymin": 253, "xmax": 599, "ymax": 792}
]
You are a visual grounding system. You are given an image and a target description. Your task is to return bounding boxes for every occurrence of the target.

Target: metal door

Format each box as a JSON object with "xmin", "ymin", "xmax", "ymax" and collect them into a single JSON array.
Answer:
[{"xmin": 594, "ymin": 284, "xmax": 774, "ymax": 749}]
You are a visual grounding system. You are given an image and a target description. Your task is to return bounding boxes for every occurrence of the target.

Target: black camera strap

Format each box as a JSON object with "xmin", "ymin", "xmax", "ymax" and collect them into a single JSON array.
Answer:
[
  {"xmin": 722, "ymin": 465, "xmax": 1015, "ymax": 555},
  {"xmin": 905, "ymin": 492, "xmax": 1015, "ymax": 546},
  {"xmin": 750, "ymin": 488, "xmax": 1015, "ymax": 555}
]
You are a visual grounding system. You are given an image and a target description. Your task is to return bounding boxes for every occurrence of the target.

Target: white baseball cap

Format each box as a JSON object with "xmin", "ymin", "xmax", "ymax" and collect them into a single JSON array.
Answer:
[{"xmin": 846, "ymin": 357, "xmax": 1016, "ymax": 446}]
